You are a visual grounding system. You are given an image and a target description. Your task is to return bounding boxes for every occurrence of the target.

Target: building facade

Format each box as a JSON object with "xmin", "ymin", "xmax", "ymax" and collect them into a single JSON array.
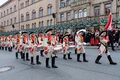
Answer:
[
  {"xmin": 0, "ymin": 0, "xmax": 119, "ymax": 32},
  {"xmin": 0, "ymin": 0, "xmax": 57, "ymax": 32}
]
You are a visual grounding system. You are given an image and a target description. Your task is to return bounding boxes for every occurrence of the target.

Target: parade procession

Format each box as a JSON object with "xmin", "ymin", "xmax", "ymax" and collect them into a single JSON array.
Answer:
[
  {"xmin": 1, "ymin": 0, "xmax": 120, "ymax": 80},
  {"xmin": 0, "ymin": 11, "xmax": 119, "ymax": 69}
]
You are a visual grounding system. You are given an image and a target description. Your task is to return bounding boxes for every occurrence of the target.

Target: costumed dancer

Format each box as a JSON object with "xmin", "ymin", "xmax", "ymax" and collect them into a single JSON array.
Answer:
[
  {"xmin": 75, "ymin": 30, "xmax": 88, "ymax": 62},
  {"xmin": 62, "ymin": 32, "xmax": 72, "ymax": 60},
  {"xmin": 95, "ymin": 31, "xmax": 117, "ymax": 65},
  {"xmin": 43, "ymin": 29, "xmax": 58, "ymax": 68},
  {"xmin": 29, "ymin": 32, "xmax": 41, "ymax": 65}
]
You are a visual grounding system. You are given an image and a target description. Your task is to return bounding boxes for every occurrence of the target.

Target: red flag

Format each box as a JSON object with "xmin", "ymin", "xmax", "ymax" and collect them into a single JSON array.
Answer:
[{"xmin": 104, "ymin": 12, "xmax": 113, "ymax": 30}]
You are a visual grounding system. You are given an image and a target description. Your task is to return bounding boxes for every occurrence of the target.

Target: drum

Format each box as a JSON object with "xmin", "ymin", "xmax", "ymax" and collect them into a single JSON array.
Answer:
[
  {"xmin": 37, "ymin": 46, "xmax": 43, "ymax": 52},
  {"xmin": 54, "ymin": 45, "xmax": 63, "ymax": 53},
  {"xmin": 69, "ymin": 45, "xmax": 75, "ymax": 50}
]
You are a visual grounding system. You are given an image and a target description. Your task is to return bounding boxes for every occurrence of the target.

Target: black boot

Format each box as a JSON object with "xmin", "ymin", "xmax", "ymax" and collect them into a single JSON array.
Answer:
[
  {"xmin": 68, "ymin": 53, "xmax": 72, "ymax": 59},
  {"xmin": 8, "ymin": 47, "xmax": 10, "ymax": 52},
  {"xmin": 36, "ymin": 55, "xmax": 41, "ymax": 65},
  {"xmin": 26, "ymin": 53, "xmax": 30, "ymax": 61},
  {"xmin": 46, "ymin": 58, "xmax": 50, "ymax": 68},
  {"xmin": 22, "ymin": 53, "xmax": 25, "ymax": 61},
  {"xmin": 52, "ymin": 57, "xmax": 58, "ymax": 68},
  {"xmin": 40, "ymin": 50, "xmax": 44, "ymax": 57},
  {"xmin": 63, "ymin": 54, "xmax": 67, "ymax": 60},
  {"xmin": 95, "ymin": 55, "xmax": 102, "ymax": 64},
  {"xmin": 107, "ymin": 55, "xmax": 117, "ymax": 65},
  {"xmin": 10, "ymin": 47, "xmax": 12, "ymax": 52},
  {"xmin": 5, "ymin": 47, "xmax": 7, "ymax": 51},
  {"xmin": 20, "ymin": 52, "xmax": 23, "ymax": 59},
  {"xmin": 83, "ymin": 53, "xmax": 88, "ymax": 62},
  {"xmin": 31, "ymin": 57, "xmax": 35, "ymax": 65},
  {"xmin": 75, "ymin": 48, "xmax": 77, "ymax": 54},
  {"xmin": 16, "ymin": 52, "xmax": 18, "ymax": 59},
  {"xmin": 77, "ymin": 54, "xmax": 82, "ymax": 62}
]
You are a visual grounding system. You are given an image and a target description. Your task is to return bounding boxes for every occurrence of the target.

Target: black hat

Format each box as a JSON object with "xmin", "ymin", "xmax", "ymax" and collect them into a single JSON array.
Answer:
[
  {"xmin": 22, "ymin": 32, "xmax": 27, "ymax": 34},
  {"xmin": 29, "ymin": 32, "xmax": 34, "ymax": 35},
  {"xmin": 15, "ymin": 32, "xmax": 20, "ymax": 35},
  {"xmin": 45, "ymin": 29, "xmax": 53, "ymax": 33},
  {"xmin": 51, "ymin": 33, "xmax": 55, "ymax": 36},
  {"xmin": 63, "ymin": 35, "xmax": 69, "ymax": 38},
  {"xmin": 99, "ymin": 31, "xmax": 107, "ymax": 36}
]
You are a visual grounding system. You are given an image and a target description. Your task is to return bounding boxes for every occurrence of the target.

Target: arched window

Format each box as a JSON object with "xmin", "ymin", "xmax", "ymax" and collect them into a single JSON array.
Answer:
[
  {"xmin": 83, "ymin": 8, "xmax": 87, "ymax": 17},
  {"xmin": 47, "ymin": 4, "xmax": 52, "ymax": 15},
  {"xmin": 32, "ymin": 23, "xmax": 36, "ymax": 28},
  {"xmin": 39, "ymin": 7, "xmax": 43, "ymax": 17},
  {"xmin": 78, "ymin": 9, "xmax": 83, "ymax": 18},
  {"xmin": 39, "ymin": 21, "xmax": 44, "ymax": 27},
  {"xmin": 26, "ymin": 12, "xmax": 30, "ymax": 21},
  {"xmin": 21, "ymin": 14, "xmax": 24, "ymax": 22},
  {"xmin": 26, "ymin": 24, "xmax": 30, "ymax": 29},
  {"xmin": 32, "ymin": 10, "xmax": 36, "ymax": 19}
]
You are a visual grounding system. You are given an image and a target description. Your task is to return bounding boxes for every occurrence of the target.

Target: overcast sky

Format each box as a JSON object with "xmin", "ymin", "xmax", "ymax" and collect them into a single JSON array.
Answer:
[{"xmin": 0, "ymin": 0, "xmax": 8, "ymax": 6}]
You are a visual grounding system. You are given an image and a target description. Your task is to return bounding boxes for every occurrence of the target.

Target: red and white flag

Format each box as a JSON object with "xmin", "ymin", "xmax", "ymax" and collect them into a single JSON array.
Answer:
[{"xmin": 104, "ymin": 12, "xmax": 113, "ymax": 30}]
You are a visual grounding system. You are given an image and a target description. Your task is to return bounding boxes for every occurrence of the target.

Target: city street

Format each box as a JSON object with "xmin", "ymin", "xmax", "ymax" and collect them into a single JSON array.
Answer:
[{"xmin": 0, "ymin": 47, "xmax": 120, "ymax": 80}]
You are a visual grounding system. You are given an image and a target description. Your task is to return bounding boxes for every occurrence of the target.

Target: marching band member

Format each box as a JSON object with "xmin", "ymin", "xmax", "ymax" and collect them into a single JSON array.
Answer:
[
  {"xmin": 1, "ymin": 36, "xmax": 5, "ymax": 50},
  {"xmin": 62, "ymin": 32, "xmax": 72, "ymax": 60},
  {"xmin": 8, "ymin": 35, "xmax": 13, "ymax": 52},
  {"xmin": 23, "ymin": 32, "xmax": 30, "ymax": 61},
  {"xmin": 22, "ymin": 32, "xmax": 29, "ymax": 61},
  {"xmin": 75, "ymin": 30, "xmax": 88, "ymax": 62},
  {"xmin": 15, "ymin": 32, "xmax": 23, "ymax": 59},
  {"xmin": 5, "ymin": 36, "xmax": 8, "ymax": 51},
  {"xmin": 38, "ymin": 32, "xmax": 44, "ymax": 57},
  {"xmin": 43, "ymin": 29, "xmax": 58, "ymax": 68},
  {"xmin": 95, "ymin": 31, "xmax": 117, "ymax": 65},
  {"xmin": 0, "ymin": 36, "xmax": 1, "ymax": 50},
  {"xmin": 29, "ymin": 32, "xmax": 41, "ymax": 65}
]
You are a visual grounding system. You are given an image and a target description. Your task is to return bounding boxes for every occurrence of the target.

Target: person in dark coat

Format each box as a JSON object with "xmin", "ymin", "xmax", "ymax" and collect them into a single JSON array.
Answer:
[{"xmin": 108, "ymin": 30, "xmax": 115, "ymax": 51}]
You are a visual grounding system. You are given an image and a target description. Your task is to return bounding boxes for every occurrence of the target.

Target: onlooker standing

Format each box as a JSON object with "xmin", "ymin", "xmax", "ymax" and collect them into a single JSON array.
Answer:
[{"xmin": 108, "ymin": 30, "xmax": 115, "ymax": 51}]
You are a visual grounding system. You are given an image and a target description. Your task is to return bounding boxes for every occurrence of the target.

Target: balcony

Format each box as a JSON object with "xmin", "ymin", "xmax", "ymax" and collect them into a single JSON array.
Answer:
[{"xmin": 70, "ymin": 0, "xmax": 91, "ymax": 7}]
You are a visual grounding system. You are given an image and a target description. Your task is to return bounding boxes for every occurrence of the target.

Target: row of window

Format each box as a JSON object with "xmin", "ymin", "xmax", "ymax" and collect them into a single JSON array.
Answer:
[
  {"xmin": 21, "ymin": 5, "xmax": 53, "ymax": 22},
  {"xmin": 1, "ymin": 17, "xmax": 17, "ymax": 27},
  {"xmin": 59, "ymin": 0, "xmax": 88, "ymax": 8},
  {"xmin": 20, "ymin": 20, "xmax": 53, "ymax": 30},
  {"xmin": 60, "ymin": 8, "xmax": 87, "ymax": 21},
  {"xmin": 1, "ymin": 18, "xmax": 53, "ymax": 28},
  {"xmin": 0, "ymin": 5, "xmax": 17, "ymax": 18},
  {"xmin": 20, "ymin": 0, "xmax": 40, "ymax": 9},
  {"xmin": 94, "ymin": 3, "xmax": 112, "ymax": 16}
]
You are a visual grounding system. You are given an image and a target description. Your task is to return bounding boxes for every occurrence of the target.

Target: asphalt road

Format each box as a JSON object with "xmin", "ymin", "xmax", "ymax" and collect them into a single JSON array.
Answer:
[{"xmin": 0, "ymin": 48, "xmax": 120, "ymax": 80}]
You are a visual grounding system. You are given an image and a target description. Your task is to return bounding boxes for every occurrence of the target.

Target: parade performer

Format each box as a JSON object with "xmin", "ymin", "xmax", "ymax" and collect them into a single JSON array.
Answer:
[
  {"xmin": 43, "ymin": 29, "xmax": 58, "ymax": 68},
  {"xmin": 22, "ymin": 32, "xmax": 29, "ymax": 61},
  {"xmin": 8, "ymin": 35, "xmax": 13, "ymax": 52},
  {"xmin": 15, "ymin": 32, "xmax": 23, "ymax": 59},
  {"xmin": 75, "ymin": 30, "xmax": 88, "ymax": 62},
  {"xmin": 38, "ymin": 32, "xmax": 44, "ymax": 57},
  {"xmin": 95, "ymin": 31, "xmax": 117, "ymax": 65},
  {"xmin": 4, "ymin": 36, "xmax": 8, "ymax": 51},
  {"xmin": 1, "ymin": 36, "xmax": 5, "ymax": 50},
  {"xmin": 62, "ymin": 32, "xmax": 72, "ymax": 60},
  {"xmin": 29, "ymin": 32, "xmax": 41, "ymax": 65}
]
